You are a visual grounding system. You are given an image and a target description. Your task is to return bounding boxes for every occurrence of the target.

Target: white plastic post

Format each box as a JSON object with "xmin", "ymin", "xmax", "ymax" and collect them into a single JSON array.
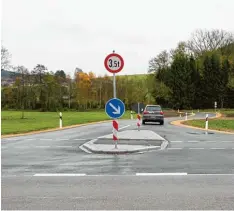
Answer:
[
  {"xmin": 185, "ymin": 112, "xmax": 188, "ymax": 120},
  {"xmin": 205, "ymin": 114, "xmax": 208, "ymax": 131},
  {"xmin": 59, "ymin": 112, "xmax": 62, "ymax": 128}
]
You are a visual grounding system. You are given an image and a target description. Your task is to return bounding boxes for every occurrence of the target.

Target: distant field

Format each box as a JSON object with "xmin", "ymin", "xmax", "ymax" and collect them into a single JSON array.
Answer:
[{"xmin": 1, "ymin": 110, "xmax": 178, "ymax": 135}]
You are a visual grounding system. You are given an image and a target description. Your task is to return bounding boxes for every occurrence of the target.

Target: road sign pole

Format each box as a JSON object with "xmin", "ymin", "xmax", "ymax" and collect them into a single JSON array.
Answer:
[
  {"xmin": 113, "ymin": 51, "xmax": 117, "ymax": 149},
  {"xmin": 113, "ymin": 72, "xmax": 118, "ymax": 149},
  {"xmin": 104, "ymin": 50, "xmax": 125, "ymax": 149}
]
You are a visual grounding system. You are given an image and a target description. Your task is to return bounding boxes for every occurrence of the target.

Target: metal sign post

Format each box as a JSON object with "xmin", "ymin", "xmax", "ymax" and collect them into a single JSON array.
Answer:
[{"xmin": 104, "ymin": 50, "xmax": 124, "ymax": 149}]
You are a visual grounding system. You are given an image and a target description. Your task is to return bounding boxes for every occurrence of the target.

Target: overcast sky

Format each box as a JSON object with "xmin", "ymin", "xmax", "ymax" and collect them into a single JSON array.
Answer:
[{"xmin": 2, "ymin": 0, "xmax": 234, "ymax": 77}]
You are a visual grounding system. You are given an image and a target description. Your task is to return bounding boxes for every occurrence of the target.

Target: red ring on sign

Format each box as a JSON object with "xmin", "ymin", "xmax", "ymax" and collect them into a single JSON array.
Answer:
[{"xmin": 104, "ymin": 53, "xmax": 124, "ymax": 73}]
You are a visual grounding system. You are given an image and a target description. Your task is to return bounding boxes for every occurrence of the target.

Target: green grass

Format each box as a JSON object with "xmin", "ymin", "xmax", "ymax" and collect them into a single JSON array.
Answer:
[
  {"xmin": 182, "ymin": 109, "xmax": 234, "ymax": 131},
  {"xmin": 183, "ymin": 119, "xmax": 234, "ymax": 132},
  {"xmin": 1, "ymin": 110, "xmax": 132, "ymax": 135}
]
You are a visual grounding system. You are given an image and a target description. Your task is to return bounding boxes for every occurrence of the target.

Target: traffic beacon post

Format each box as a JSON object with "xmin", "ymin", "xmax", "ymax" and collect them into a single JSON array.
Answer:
[{"xmin": 104, "ymin": 51, "xmax": 125, "ymax": 149}]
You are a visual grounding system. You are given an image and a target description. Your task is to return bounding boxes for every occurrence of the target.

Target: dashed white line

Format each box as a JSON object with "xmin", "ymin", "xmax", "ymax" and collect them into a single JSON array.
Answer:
[
  {"xmin": 25, "ymin": 139, "xmax": 35, "ymax": 141},
  {"xmin": 55, "ymin": 146, "xmax": 73, "ymax": 148},
  {"xmin": 33, "ymin": 173, "xmax": 86, "ymax": 177},
  {"xmin": 136, "ymin": 173, "xmax": 187, "ymax": 176},
  {"xmin": 210, "ymin": 148, "xmax": 226, "ymax": 150},
  {"xmin": 74, "ymin": 139, "xmax": 86, "ymax": 141},
  {"xmin": 189, "ymin": 174, "xmax": 234, "ymax": 176},
  {"xmin": 170, "ymin": 141, "xmax": 183, "ymax": 143},
  {"xmin": 221, "ymin": 141, "xmax": 233, "ymax": 143},
  {"xmin": 119, "ymin": 125, "xmax": 131, "ymax": 130},
  {"xmin": 57, "ymin": 139, "xmax": 69, "ymax": 141},
  {"xmin": 188, "ymin": 141, "xmax": 199, "ymax": 143},
  {"xmin": 6, "ymin": 138, "xmax": 19, "ymax": 141},
  {"xmin": 35, "ymin": 146, "xmax": 51, "ymax": 148},
  {"xmin": 39, "ymin": 139, "xmax": 52, "ymax": 141}
]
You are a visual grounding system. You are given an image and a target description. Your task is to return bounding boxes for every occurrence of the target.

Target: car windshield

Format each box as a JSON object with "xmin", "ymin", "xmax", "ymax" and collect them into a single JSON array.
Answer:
[{"xmin": 146, "ymin": 106, "xmax": 161, "ymax": 111}]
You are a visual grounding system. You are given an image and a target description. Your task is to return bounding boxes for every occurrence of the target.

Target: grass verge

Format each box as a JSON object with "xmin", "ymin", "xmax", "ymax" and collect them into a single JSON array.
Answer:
[
  {"xmin": 182, "ymin": 109, "xmax": 234, "ymax": 132},
  {"xmin": 1, "ymin": 110, "xmax": 179, "ymax": 135},
  {"xmin": 1, "ymin": 110, "xmax": 132, "ymax": 135}
]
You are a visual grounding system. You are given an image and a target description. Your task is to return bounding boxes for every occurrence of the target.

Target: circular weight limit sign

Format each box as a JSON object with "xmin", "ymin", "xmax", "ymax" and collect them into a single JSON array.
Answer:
[{"xmin": 104, "ymin": 53, "xmax": 124, "ymax": 73}]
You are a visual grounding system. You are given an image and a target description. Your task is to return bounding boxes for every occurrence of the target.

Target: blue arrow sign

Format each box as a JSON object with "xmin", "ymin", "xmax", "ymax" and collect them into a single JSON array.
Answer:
[{"xmin": 105, "ymin": 98, "xmax": 125, "ymax": 119}]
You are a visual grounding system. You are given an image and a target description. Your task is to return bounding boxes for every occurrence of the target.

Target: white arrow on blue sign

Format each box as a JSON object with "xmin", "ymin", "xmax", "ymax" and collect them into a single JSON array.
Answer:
[{"xmin": 105, "ymin": 98, "xmax": 125, "ymax": 119}]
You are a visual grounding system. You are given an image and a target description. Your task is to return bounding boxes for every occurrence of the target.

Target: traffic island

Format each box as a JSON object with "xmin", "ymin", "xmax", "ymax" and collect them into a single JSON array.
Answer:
[{"xmin": 80, "ymin": 130, "xmax": 168, "ymax": 154}]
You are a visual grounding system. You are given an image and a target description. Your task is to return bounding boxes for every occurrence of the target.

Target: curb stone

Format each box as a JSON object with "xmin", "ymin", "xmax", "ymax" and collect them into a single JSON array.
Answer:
[{"xmin": 170, "ymin": 113, "xmax": 234, "ymax": 135}]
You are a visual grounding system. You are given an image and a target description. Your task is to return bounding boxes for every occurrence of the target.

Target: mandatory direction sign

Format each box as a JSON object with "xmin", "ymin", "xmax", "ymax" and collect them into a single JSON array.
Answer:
[
  {"xmin": 105, "ymin": 98, "xmax": 125, "ymax": 119},
  {"xmin": 104, "ymin": 53, "xmax": 124, "ymax": 73}
]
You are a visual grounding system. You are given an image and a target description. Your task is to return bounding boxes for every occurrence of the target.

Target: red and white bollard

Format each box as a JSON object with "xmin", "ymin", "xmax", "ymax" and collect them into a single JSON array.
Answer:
[
  {"xmin": 137, "ymin": 114, "xmax": 141, "ymax": 131},
  {"xmin": 113, "ymin": 119, "xmax": 118, "ymax": 148}
]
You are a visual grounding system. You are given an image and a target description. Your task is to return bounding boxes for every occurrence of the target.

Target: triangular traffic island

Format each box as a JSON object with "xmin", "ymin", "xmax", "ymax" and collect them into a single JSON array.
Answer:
[{"xmin": 80, "ymin": 130, "xmax": 168, "ymax": 154}]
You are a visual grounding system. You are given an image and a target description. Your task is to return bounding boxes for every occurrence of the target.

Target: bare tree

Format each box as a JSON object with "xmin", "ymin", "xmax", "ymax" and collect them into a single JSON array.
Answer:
[
  {"xmin": 148, "ymin": 50, "xmax": 170, "ymax": 73},
  {"xmin": 187, "ymin": 29, "xmax": 234, "ymax": 56},
  {"xmin": 14, "ymin": 66, "xmax": 29, "ymax": 118},
  {"xmin": 1, "ymin": 46, "xmax": 11, "ymax": 70}
]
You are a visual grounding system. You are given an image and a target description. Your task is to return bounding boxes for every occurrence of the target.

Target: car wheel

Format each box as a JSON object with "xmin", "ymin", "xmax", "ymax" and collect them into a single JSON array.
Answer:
[
  {"xmin": 142, "ymin": 120, "xmax": 146, "ymax": 125},
  {"xmin": 160, "ymin": 121, "xmax": 164, "ymax": 125}
]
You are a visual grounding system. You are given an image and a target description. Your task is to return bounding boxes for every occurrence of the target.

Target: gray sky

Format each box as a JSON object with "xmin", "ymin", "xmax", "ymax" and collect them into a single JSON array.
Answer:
[{"xmin": 2, "ymin": 0, "xmax": 234, "ymax": 77}]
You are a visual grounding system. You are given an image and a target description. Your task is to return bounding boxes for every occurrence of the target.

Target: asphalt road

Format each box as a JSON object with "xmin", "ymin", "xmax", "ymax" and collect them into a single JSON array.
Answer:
[{"xmin": 1, "ymin": 113, "xmax": 234, "ymax": 210}]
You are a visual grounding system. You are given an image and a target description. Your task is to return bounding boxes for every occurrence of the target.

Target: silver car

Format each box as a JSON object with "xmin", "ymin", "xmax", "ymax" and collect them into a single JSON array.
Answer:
[{"xmin": 142, "ymin": 105, "xmax": 164, "ymax": 125}]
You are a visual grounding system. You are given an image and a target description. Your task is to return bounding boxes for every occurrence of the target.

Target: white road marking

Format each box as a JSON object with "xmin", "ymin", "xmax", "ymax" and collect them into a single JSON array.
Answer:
[
  {"xmin": 136, "ymin": 173, "xmax": 188, "ymax": 176},
  {"xmin": 119, "ymin": 125, "xmax": 131, "ymax": 130},
  {"xmin": 79, "ymin": 145, "xmax": 92, "ymax": 153},
  {"xmin": 25, "ymin": 139, "xmax": 35, "ymax": 141},
  {"xmin": 13, "ymin": 146, "xmax": 30, "ymax": 149},
  {"xmin": 189, "ymin": 174, "xmax": 234, "ymax": 176},
  {"xmin": 98, "ymin": 124, "xmax": 131, "ymax": 138},
  {"xmin": 167, "ymin": 148, "xmax": 183, "ymax": 150},
  {"xmin": 210, "ymin": 148, "xmax": 226, "ymax": 150},
  {"xmin": 35, "ymin": 146, "xmax": 51, "ymax": 148},
  {"xmin": 33, "ymin": 173, "xmax": 86, "ymax": 177},
  {"xmin": 221, "ymin": 141, "xmax": 233, "ymax": 143},
  {"xmin": 74, "ymin": 138, "xmax": 86, "ymax": 141},
  {"xmin": 189, "ymin": 148, "xmax": 204, "ymax": 149},
  {"xmin": 40, "ymin": 139, "xmax": 52, "ymax": 141},
  {"xmin": 188, "ymin": 141, "xmax": 199, "ymax": 143},
  {"xmin": 6, "ymin": 138, "xmax": 19, "ymax": 141},
  {"xmin": 170, "ymin": 141, "xmax": 183, "ymax": 143},
  {"xmin": 55, "ymin": 146, "xmax": 73, "ymax": 148}
]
